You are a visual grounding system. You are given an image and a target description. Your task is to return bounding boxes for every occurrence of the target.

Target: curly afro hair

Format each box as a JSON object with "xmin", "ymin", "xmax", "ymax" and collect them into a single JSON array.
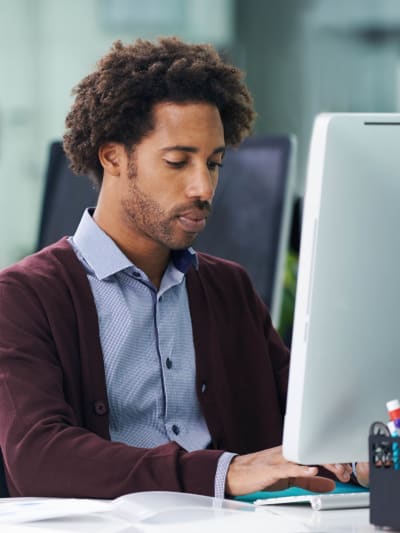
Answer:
[{"xmin": 63, "ymin": 37, "xmax": 256, "ymax": 186}]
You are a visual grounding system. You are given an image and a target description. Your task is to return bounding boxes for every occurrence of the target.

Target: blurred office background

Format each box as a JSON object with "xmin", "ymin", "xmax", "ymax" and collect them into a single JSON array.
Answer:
[{"xmin": 1, "ymin": 0, "xmax": 399, "ymax": 330}]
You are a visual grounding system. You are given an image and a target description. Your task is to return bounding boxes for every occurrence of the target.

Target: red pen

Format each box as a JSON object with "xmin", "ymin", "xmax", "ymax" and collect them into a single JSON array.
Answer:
[{"xmin": 386, "ymin": 399, "xmax": 400, "ymax": 421}]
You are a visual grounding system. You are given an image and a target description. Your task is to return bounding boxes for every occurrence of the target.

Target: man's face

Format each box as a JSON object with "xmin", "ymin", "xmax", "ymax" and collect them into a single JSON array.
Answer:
[{"xmin": 120, "ymin": 101, "xmax": 225, "ymax": 250}]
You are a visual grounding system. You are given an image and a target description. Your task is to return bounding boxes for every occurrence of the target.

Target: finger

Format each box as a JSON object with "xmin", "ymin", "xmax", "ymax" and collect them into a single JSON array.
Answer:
[
  {"xmin": 322, "ymin": 463, "xmax": 351, "ymax": 482},
  {"xmin": 357, "ymin": 464, "xmax": 369, "ymax": 475},
  {"xmin": 264, "ymin": 479, "xmax": 291, "ymax": 491},
  {"xmin": 282, "ymin": 464, "xmax": 318, "ymax": 478},
  {"xmin": 263, "ymin": 464, "xmax": 318, "ymax": 492},
  {"xmin": 293, "ymin": 475, "xmax": 336, "ymax": 493}
]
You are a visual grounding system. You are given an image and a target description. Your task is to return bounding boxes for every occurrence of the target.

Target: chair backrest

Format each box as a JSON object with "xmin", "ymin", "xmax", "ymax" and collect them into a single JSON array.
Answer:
[
  {"xmin": 36, "ymin": 142, "xmax": 98, "ymax": 250},
  {"xmin": 194, "ymin": 135, "xmax": 296, "ymax": 324}
]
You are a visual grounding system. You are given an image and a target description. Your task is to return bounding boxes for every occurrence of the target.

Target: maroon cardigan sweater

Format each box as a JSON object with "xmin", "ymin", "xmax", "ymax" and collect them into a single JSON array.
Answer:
[{"xmin": 0, "ymin": 238, "xmax": 289, "ymax": 498}]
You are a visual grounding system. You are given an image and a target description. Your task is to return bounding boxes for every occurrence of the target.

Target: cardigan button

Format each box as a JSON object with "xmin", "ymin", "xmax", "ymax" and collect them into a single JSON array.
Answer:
[
  {"xmin": 201, "ymin": 382, "xmax": 207, "ymax": 393},
  {"xmin": 93, "ymin": 400, "xmax": 108, "ymax": 415}
]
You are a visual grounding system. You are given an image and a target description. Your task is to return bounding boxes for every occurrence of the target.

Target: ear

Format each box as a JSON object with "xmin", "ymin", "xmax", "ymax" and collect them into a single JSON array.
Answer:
[{"xmin": 98, "ymin": 143, "xmax": 126, "ymax": 177}]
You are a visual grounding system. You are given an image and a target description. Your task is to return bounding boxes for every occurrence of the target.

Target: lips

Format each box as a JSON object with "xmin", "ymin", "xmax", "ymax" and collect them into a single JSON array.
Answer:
[{"xmin": 177, "ymin": 211, "xmax": 208, "ymax": 233}]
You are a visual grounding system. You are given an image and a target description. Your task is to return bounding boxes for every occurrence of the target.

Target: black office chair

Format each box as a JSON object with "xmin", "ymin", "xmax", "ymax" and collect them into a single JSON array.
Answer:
[{"xmin": 37, "ymin": 141, "xmax": 98, "ymax": 250}]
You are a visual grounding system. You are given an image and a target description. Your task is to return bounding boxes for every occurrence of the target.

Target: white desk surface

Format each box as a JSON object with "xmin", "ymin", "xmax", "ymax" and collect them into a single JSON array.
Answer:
[{"xmin": 0, "ymin": 494, "xmax": 378, "ymax": 533}]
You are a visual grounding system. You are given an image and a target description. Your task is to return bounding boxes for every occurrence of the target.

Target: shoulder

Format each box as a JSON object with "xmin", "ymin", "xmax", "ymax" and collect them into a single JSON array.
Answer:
[
  {"xmin": 195, "ymin": 251, "xmax": 254, "ymax": 289},
  {"xmin": 196, "ymin": 251, "xmax": 249, "ymax": 275},
  {"xmin": 189, "ymin": 251, "xmax": 266, "ymax": 315},
  {"xmin": 0, "ymin": 238, "xmax": 86, "ymax": 297}
]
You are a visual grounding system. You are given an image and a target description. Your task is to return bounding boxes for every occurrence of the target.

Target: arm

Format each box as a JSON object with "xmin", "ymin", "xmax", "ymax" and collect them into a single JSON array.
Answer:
[
  {"xmin": 263, "ymin": 309, "xmax": 290, "ymax": 415},
  {"xmin": 0, "ymin": 276, "xmax": 222, "ymax": 498},
  {"xmin": 222, "ymin": 274, "xmax": 352, "ymax": 495}
]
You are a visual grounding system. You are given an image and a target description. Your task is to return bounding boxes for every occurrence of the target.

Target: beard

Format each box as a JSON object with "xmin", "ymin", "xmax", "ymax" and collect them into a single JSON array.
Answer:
[{"xmin": 121, "ymin": 156, "xmax": 211, "ymax": 250}]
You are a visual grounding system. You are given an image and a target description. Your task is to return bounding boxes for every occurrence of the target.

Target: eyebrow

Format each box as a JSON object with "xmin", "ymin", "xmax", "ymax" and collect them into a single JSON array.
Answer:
[{"xmin": 161, "ymin": 145, "xmax": 226, "ymax": 155}]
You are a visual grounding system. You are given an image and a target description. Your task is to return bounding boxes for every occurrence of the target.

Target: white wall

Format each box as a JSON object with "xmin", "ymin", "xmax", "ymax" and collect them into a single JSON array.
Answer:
[
  {"xmin": 0, "ymin": 0, "xmax": 233, "ymax": 268},
  {"xmin": 0, "ymin": 0, "xmax": 40, "ymax": 265},
  {"xmin": 236, "ymin": 0, "xmax": 400, "ymax": 194}
]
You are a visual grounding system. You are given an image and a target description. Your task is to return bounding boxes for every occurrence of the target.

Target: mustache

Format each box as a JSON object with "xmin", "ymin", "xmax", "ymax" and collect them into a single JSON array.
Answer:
[{"xmin": 173, "ymin": 199, "xmax": 212, "ymax": 217}]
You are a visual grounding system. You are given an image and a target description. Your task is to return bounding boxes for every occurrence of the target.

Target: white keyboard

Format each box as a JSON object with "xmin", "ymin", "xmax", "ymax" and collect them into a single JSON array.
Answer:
[{"xmin": 254, "ymin": 491, "xmax": 370, "ymax": 511}]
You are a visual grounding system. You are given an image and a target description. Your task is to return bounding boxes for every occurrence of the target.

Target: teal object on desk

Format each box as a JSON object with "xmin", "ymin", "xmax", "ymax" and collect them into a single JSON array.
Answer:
[{"xmin": 234, "ymin": 482, "xmax": 369, "ymax": 504}]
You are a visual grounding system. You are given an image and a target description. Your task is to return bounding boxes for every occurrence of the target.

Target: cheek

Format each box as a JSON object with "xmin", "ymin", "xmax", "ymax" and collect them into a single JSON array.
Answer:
[
  {"xmin": 133, "ymin": 162, "xmax": 171, "ymax": 194},
  {"xmin": 134, "ymin": 160, "xmax": 188, "ymax": 205},
  {"xmin": 147, "ymin": 179, "xmax": 183, "ymax": 204},
  {"xmin": 128, "ymin": 178, "xmax": 176, "ymax": 217}
]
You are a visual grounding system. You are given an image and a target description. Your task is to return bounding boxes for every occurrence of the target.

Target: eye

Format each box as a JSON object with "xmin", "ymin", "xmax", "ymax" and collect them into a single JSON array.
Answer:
[
  {"xmin": 207, "ymin": 161, "xmax": 223, "ymax": 171},
  {"xmin": 164, "ymin": 160, "xmax": 187, "ymax": 169}
]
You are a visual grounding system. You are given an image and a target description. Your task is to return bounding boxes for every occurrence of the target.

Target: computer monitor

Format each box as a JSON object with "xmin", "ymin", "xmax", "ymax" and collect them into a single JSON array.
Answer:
[
  {"xmin": 37, "ymin": 142, "xmax": 98, "ymax": 250},
  {"xmin": 194, "ymin": 135, "xmax": 296, "ymax": 325},
  {"xmin": 283, "ymin": 113, "xmax": 400, "ymax": 464}
]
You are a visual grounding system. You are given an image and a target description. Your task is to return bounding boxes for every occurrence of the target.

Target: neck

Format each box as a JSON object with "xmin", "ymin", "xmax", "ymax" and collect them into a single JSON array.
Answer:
[
  {"xmin": 93, "ymin": 202, "xmax": 170, "ymax": 290},
  {"xmin": 128, "ymin": 251, "xmax": 169, "ymax": 290}
]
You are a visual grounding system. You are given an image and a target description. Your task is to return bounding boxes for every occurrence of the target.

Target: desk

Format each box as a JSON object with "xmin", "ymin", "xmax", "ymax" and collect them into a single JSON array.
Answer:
[{"xmin": 0, "ymin": 494, "xmax": 376, "ymax": 533}]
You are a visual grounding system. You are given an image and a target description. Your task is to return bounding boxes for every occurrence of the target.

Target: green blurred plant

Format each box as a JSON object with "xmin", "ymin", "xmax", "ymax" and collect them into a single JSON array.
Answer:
[{"xmin": 277, "ymin": 250, "xmax": 299, "ymax": 345}]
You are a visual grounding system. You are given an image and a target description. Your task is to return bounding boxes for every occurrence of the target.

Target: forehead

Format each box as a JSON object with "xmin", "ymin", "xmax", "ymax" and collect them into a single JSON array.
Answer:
[{"xmin": 146, "ymin": 101, "xmax": 225, "ymax": 147}]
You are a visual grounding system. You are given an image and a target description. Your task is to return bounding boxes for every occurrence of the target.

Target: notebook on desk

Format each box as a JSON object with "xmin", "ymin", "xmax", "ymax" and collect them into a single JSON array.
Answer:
[{"xmin": 235, "ymin": 482, "xmax": 369, "ymax": 510}]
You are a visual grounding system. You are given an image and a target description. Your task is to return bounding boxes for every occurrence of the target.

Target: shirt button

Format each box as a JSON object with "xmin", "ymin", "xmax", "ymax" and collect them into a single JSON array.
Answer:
[
  {"xmin": 172, "ymin": 424, "xmax": 180, "ymax": 435},
  {"xmin": 93, "ymin": 400, "xmax": 108, "ymax": 415},
  {"xmin": 166, "ymin": 358, "xmax": 173, "ymax": 369},
  {"xmin": 201, "ymin": 382, "xmax": 207, "ymax": 393}
]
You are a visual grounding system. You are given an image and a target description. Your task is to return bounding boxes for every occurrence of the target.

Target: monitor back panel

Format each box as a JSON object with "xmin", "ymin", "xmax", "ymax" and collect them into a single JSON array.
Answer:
[{"xmin": 283, "ymin": 114, "xmax": 400, "ymax": 464}]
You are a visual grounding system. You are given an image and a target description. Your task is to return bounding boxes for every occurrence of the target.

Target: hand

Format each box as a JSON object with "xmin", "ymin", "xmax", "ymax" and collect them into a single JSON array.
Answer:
[
  {"xmin": 225, "ymin": 446, "xmax": 336, "ymax": 496},
  {"xmin": 355, "ymin": 462, "xmax": 369, "ymax": 487}
]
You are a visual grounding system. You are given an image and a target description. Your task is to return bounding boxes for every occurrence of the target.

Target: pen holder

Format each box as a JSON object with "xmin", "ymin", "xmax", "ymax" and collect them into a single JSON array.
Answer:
[{"xmin": 369, "ymin": 434, "xmax": 400, "ymax": 530}]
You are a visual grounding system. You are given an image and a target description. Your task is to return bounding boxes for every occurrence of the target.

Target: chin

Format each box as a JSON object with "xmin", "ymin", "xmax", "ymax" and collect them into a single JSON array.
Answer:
[{"xmin": 167, "ymin": 234, "xmax": 197, "ymax": 250}]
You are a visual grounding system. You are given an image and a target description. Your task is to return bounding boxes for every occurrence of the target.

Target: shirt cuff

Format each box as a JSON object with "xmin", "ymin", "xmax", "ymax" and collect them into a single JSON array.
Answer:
[{"xmin": 214, "ymin": 452, "xmax": 237, "ymax": 499}]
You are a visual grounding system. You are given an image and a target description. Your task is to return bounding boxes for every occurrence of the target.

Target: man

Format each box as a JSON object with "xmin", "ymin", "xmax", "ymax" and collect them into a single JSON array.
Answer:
[{"xmin": 0, "ymin": 37, "xmax": 353, "ymax": 498}]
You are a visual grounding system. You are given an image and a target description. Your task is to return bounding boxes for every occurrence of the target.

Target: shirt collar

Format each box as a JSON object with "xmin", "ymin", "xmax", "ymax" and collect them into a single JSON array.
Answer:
[{"xmin": 72, "ymin": 208, "xmax": 198, "ymax": 280}]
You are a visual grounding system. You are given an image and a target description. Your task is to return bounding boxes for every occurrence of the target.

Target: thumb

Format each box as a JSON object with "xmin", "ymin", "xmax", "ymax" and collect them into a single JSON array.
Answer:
[{"xmin": 292, "ymin": 476, "xmax": 336, "ymax": 493}]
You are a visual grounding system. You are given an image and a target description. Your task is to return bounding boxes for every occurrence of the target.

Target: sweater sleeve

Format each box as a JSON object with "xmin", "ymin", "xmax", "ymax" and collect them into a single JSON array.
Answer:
[
  {"xmin": 231, "ymin": 257, "xmax": 290, "ymax": 414},
  {"xmin": 264, "ymin": 310, "xmax": 290, "ymax": 415},
  {"xmin": 0, "ymin": 274, "xmax": 223, "ymax": 498}
]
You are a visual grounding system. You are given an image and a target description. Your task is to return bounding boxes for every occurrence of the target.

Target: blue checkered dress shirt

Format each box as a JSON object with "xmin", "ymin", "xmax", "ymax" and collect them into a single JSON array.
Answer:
[{"xmin": 69, "ymin": 209, "xmax": 235, "ymax": 497}]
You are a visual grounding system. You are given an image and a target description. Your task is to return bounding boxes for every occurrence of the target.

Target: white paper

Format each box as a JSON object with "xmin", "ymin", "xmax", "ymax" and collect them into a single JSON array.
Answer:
[
  {"xmin": 0, "ymin": 492, "xmax": 254, "ymax": 525},
  {"xmin": 0, "ymin": 497, "xmax": 110, "ymax": 523}
]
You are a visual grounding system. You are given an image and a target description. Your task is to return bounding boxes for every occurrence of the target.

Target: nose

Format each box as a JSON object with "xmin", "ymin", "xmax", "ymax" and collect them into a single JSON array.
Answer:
[{"xmin": 185, "ymin": 165, "xmax": 217, "ymax": 202}]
